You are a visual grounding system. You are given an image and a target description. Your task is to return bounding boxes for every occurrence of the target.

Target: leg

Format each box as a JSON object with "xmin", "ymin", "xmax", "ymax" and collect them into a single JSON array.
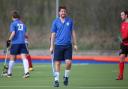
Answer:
[
  {"xmin": 26, "ymin": 54, "xmax": 33, "ymax": 71},
  {"xmin": 63, "ymin": 59, "xmax": 72, "ymax": 86},
  {"xmin": 55, "ymin": 61, "xmax": 61, "ymax": 79},
  {"xmin": 116, "ymin": 54, "xmax": 125, "ymax": 80},
  {"xmin": 63, "ymin": 45, "xmax": 72, "ymax": 86},
  {"xmin": 65, "ymin": 60, "xmax": 72, "ymax": 77},
  {"xmin": 53, "ymin": 61, "xmax": 61, "ymax": 87},
  {"xmin": 53, "ymin": 45, "xmax": 64, "ymax": 87},
  {"xmin": 21, "ymin": 54, "xmax": 30, "ymax": 78},
  {"xmin": 7, "ymin": 44, "xmax": 18, "ymax": 77},
  {"xmin": 7, "ymin": 55, "xmax": 16, "ymax": 77},
  {"xmin": 25, "ymin": 43, "xmax": 33, "ymax": 71}
]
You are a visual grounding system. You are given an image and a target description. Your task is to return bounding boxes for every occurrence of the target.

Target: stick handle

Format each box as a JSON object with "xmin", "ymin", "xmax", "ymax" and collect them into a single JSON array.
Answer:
[
  {"xmin": 51, "ymin": 53, "xmax": 56, "ymax": 77},
  {"xmin": 4, "ymin": 48, "xmax": 9, "ymax": 65}
]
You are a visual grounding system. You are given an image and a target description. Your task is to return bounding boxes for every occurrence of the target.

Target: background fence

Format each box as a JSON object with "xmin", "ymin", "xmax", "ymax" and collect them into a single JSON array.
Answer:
[{"xmin": 1, "ymin": 0, "xmax": 128, "ymax": 50}]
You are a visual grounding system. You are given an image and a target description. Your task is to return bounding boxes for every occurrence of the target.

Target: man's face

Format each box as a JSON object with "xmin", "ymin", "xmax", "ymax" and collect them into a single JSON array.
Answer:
[
  {"xmin": 59, "ymin": 9, "xmax": 67, "ymax": 18},
  {"xmin": 121, "ymin": 12, "xmax": 127, "ymax": 21}
]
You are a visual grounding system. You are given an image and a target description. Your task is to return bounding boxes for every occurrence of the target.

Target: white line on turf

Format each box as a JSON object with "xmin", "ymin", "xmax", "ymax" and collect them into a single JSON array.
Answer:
[
  {"xmin": 79, "ymin": 87, "xmax": 128, "ymax": 89},
  {"xmin": 0, "ymin": 86, "xmax": 128, "ymax": 88}
]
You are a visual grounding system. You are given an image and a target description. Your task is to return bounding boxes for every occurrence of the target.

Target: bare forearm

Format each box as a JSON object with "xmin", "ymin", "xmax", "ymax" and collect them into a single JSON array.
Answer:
[
  {"xmin": 72, "ymin": 30, "xmax": 77, "ymax": 45},
  {"xmin": 50, "ymin": 33, "xmax": 55, "ymax": 47}
]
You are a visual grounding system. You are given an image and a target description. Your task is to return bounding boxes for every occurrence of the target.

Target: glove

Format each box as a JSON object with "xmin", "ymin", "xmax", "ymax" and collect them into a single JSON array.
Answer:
[{"xmin": 6, "ymin": 40, "xmax": 11, "ymax": 48}]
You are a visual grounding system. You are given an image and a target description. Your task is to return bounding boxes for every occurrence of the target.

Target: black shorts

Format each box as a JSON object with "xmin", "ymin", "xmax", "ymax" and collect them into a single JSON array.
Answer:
[
  {"xmin": 10, "ymin": 44, "xmax": 28, "ymax": 55},
  {"xmin": 119, "ymin": 43, "xmax": 128, "ymax": 57},
  {"xmin": 54, "ymin": 45, "xmax": 72, "ymax": 61}
]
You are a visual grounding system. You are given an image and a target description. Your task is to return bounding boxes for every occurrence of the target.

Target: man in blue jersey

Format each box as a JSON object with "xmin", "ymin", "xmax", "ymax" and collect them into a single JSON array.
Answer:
[
  {"xmin": 5, "ymin": 11, "xmax": 30, "ymax": 78},
  {"xmin": 50, "ymin": 6, "xmax": 78, "ymax": 87}
]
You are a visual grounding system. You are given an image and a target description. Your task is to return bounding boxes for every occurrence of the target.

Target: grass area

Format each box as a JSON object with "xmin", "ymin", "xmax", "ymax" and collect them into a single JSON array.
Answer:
[{"xmin": 0, "ymin": 63, "xmax": 128, "ymax": 89}]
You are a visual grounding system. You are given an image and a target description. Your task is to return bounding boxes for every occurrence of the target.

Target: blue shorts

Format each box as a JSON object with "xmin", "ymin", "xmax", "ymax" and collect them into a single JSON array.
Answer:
[
  {"xmin": 10, "ymin": 44, "xmax": 28, "ymax": 55},
  {"xmin": 54, "ymin": 45, "xmax": 72, "ymax": 61}
]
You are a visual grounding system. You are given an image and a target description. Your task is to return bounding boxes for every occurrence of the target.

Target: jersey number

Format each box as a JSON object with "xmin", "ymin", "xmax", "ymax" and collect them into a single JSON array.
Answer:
[{"xmin": 17, "ymin": 24, "xmax": 23, "ymax": 31}]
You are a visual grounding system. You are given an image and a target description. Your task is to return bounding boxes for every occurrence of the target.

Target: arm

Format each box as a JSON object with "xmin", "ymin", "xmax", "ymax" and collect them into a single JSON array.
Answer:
[
  {"xmin": 25, "ymin": 33, "xmax": 28, "ymax": 39},
  {"xmin": 9, "ymin": 31, "xmax": 15, "ymax": 40},
  {"xmin": 6, "ymin": 31, "xmax": 15, "ymax": 48},
  {"xmin": 50, "ymin": 32, "xmax": 56, "ymax": 53},
  {"xmin": 72, "ymin": 30, "xmax": 78, "ymax": 50},
  {"xmin": 25, "ymin": 33, "xmax": 29, "ymax": 45}
]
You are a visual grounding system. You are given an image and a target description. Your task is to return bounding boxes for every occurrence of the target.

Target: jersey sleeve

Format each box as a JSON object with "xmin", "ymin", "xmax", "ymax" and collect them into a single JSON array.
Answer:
[
  {"xmin": 10, "ymin": 22, "xmax": 16, "ymax": 32},
  {"xmin": 51, "ymin": 20, "xmax": 57, "ymax": 33},
  {"xmin": 68, "ymin": 17, "xmax": 74, "ymax": 31}
]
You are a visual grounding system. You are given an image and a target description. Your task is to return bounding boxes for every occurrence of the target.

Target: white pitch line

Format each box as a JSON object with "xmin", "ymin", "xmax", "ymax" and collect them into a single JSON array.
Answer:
[
  {"xmin": 0, "ymin": 86, "xmax": 51, "ymax": 88},
  {"xmin": 0, "ymin": 86, "xmax": 128, "ymax": 89},
  {"xmin": 79, "ymin": 86, "xmax": 128, "ymax": 89}
]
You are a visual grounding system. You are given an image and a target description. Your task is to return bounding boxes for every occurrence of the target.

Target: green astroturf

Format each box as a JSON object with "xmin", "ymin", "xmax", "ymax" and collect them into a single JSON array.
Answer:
[{"xmin": 0, "ymin": 63, "xmax": 128, "ymax": 89}]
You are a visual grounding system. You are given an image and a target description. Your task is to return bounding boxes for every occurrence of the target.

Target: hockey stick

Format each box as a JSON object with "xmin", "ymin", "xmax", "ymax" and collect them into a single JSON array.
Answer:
[
  {"xmin": 51, "ymin": 53, "xmax": 56, "ymax": 77},
  {"xmin": 1, "ymin": 47, "xmax": 9, "ymax": 77},
  {"xmin": 118, "ymin": 36, "xmax": 122, "ymax": 42}
]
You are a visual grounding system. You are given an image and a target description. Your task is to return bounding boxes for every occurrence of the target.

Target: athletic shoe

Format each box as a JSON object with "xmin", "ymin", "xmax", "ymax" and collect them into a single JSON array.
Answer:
[
  {"xmin": 1, "ymin": 72, "xmax": 7, "ymax": 77},
  {"xmin": 7, "ymin": 74, "xmax": 12, "ymax": 78},
  {"xmin": 63, "ymin": 77, "xmax": 68, "ymax": 86},
  {"xmin": 29, "ymin": 68, "xmax": 34, "ymax": 71},
  {"xmin": 53, "ymin": 80, "xmax": 59, "ymax": 87},
  {"xmin": 23, "ymin": 72, "xmax": 30, "ymax": 78},
  {"xmin": 2, "ymin": 73, "xmax": 12, "ymax": 78},
  {"xmin": 116, "ymin": 75, "xmax": 123, "ymax": 80}
]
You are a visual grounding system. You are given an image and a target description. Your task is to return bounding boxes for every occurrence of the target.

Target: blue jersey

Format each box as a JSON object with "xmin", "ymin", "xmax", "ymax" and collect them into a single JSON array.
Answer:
[
  {"xmin": 51, "ymin": 17, "xmax": 74, "ymax": 45},
  {"xmin": 10, "ymin": 19, "xmax": 27, "ymax": 44}
]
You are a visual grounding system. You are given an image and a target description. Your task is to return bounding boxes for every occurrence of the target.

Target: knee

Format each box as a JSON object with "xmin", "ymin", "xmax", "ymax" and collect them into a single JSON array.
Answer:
[
  {"xmin": 120, "ymin": 54, "xmax": 126, "ymax": 62},
  {"xmin": 65, "ymin": 60, "xmax": 72, "ymax": 65},
  {"xmin": 55, "ymin": 61, "xmax": 61, "ymax": 66},
  {"xmin": 10, "ymin": 55, "xmax": 16, "ymax": 61}
]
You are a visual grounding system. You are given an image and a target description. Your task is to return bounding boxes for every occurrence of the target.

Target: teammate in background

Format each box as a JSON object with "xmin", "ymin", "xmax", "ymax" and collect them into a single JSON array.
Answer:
[
  {"xmin": 50, "ymin": 6, "xmax": 78, "ymax": 87},
  {"xmin": 25, "ymin": 36, "xmax": 33, "ymax": 71},
  {"xmin": 5, "ymin": 11, "xmax": 30, "ymax": 78},
  {"xmin": 116, "ymin": 11, "xmax": 128, "ymax": 80}
]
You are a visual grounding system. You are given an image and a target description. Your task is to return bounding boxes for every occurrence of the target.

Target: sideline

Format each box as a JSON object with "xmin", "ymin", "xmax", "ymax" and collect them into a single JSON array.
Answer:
[
  {"xmin": 0, "ymin": 85, "xmax": 128, "ymax": 89},
  {"xmin": 0, "ymin": 55, "xmax": 128, "ymax": 62}
]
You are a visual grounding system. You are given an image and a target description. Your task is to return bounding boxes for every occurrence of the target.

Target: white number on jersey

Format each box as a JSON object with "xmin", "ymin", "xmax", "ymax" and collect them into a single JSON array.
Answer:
[{"xmin": 17, "ymin": 24, "xmax": 23, "ymax": 31}]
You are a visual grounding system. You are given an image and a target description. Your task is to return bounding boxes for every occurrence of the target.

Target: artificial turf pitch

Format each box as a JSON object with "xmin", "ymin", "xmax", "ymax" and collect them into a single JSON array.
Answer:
[{"xmin": 0, "ymin": 63, "xmax": 128, "ymax": 89}]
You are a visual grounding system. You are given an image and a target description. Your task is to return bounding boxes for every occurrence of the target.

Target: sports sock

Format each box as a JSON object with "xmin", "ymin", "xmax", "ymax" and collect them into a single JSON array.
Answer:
[
  {"xmin": 22, "ymin": 58, "xmax": 29, "ymax": 74},
  {"xmin": 64, "ymin": 70, "xmax": 70, "ymax": 77},
  {"xmin": 27, "ymin": 55, "xmax": 33, "ymax": 68},
  {"xmin": 8, "ymin": 60, "xmax": 15, "ymax": 74},
  {"xmin": 55, "ymin": 72, "xmax": 59, "ymax": 81},
  {"xmin": 119, "ymin": 62, "xmax": 124, "ymax": 76}
]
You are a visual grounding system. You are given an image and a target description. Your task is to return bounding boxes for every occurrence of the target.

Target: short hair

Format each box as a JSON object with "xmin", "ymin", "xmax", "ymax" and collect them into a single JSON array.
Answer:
[
  {"xmin": 123, "ymin": 10, "xmax": 128, "ymax": 16},
  {"xmin": 12, "ymin": 11, "xmax": 20, "ymax": 19},
  {"xmin": 59, "ymin": 6, "xmax": 67, "ymax": 12}
]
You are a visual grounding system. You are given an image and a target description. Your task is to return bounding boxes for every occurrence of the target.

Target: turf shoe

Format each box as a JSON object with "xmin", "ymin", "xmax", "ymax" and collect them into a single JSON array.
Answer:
[
  {"xmin": 7, "ymin": 74, "xmax": 12, "ymax": 78},
  {"xmin": 63, "ymin": 77, "xmax": 68, "ymax": 86},
  {"xmin": 29, "ymin": 68, "xmax": 34, "ymax": 71},
  {"xmin": 23, "ymin": 72, "xmax": 30, "ymax": 78},
  {"xmin": 116, "ymin": 75, "xmax": 123, "ymax": 80},
  {"xmin": 1, "ymin": 72, "xmax": 12, "ymax": 78},
  {"xmin": 53, "ymin": 80, "xmax": 59, "ymax": 87},
  {"xmin": 1, "ymin": 72, "xmax": 7, "ymax": 77}
]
